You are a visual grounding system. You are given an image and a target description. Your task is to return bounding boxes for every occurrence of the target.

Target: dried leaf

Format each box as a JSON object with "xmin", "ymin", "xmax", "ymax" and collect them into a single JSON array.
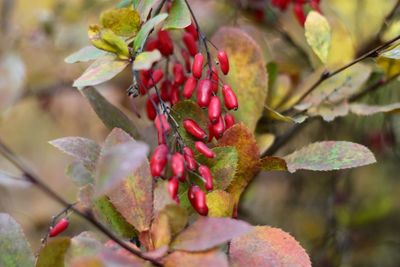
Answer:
[
  {"xmin": 36, "ymin": 237, "xmax": 71, "ymax": 267},
  {"xmin": 164, "ymin": 250, "xmax": 229, "ymax": 267},
  {"xmin": 171, "ymin": 217, "xmax": 251, "ymax": 251},
  {"xmin": 212, "ymin": 27, "xmax": 268, "ymax": 132},
  {"xmin": 229, "ymin": 226, "xmax": 311, "ymax": 267},
  {"xmin": 100, "ymin": 8, "xmax": 140, "ymax": 37},
  {"xmin": 304, "ymin": 11, "xmax": 331, "ymax": 64},
  {"xmin": 283, "ymin": 141, "xmax": 376, "ymax": 173},
  {"xmin": 0, "ymin": 213, "xmax": 34, "ymax": 267},
  {"xmin": 163, "ymin": 0, "xmax": 191, "ymax": 30},
  {"xmin": 66, "ymin": 161, "xmax": 94, "ymax": 186},
  {"xmin": 150, "ymin": 212, "xmax": 171, "ymax": 249},
  {"xmin": 350, "ymin": 102, "xmax": 400, "ymax": 116},
  {"xmin": 65, "ymin": 46, "xmax": 107, "ymax": 64}
]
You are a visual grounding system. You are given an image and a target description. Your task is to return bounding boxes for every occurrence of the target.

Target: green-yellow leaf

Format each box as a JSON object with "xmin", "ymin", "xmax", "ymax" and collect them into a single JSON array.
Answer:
[
  {"xmin": 206, "ymin": 190, "xmax": 235, "ymax": 218},
  {"xmin": 133, "ymin": 50, "xmax": 162, "ymax": 70},
  {"xmin": 73, "ymin": 54, "xmax": 129, "ymax": 88},
  {"xmin": 163, "ymin": 0, "xmax": 191, "ymax": 30},
  {"xmin": 100, "ymin": 8, "xmax": 140, "ymax": 37},
  {"xmin": 88, "ymin": 25, "xmax": 130, "ymax": 59},
  {"xmin": 65, "ymin": 46, "xmax": 107, "ymax": 64},
  {"xmin": 36, "ymin": 237, "xmax": 71, "ymax": 267},
  {"xmin": 304, "ymin": 11, "xmax": 331, "ymax": 64}
]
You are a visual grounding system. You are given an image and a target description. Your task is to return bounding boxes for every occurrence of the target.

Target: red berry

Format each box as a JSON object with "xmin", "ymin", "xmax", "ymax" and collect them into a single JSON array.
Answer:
[
  {"xmin": 310, "ymin": 0, "xmax": 321, "ymax": 13},
  {"xmin": 189, "ymin": 185, "xmax": 208, "ymax": 216},
  {"xmin": 160, "ymin": 80, "xmax": 171, "ymax": 101},
  {"xmin": 183, "ymin": 32, "xmax": 198, "ymax": 57},
  {"xmin": 293, "ymin": 3, "xmax": 306, "ymax": 26},
  {"xmin": 208, "ymin": 96, "xmax": 221, "ymax": 123},
  {"xmin": 222, "ymin": 84, "xmax": 238, "ymax": 110},
  {"xmin": 272, "ymin": 0, "xmax": 291, "ymax": 10},
  {"xmin": 217, "ymin": 50, "xmax": 229, "ymax": 75},
  {"xmin": 185, "ymin": 22, "xmax": 198, "ymax": 41},
  {"xmin": 147, "ymin": 69, "xmax": 164, "ymax": 88},
  {"xmin": 173, "ymin": 63, "xmax": 185, "ymax": 85},
  {"xmin": 183, "ymin": 146, "xmax": 197, "ymax": 170},
  {"xmin": 195, "ymin": 141, "xmax": 215, "ymax": 158},
  {"xmin": 224, "ymin": 113, "xmax": 235, "ymax": 129},
  {"xmin": 210, "ymin": 67, "xmax": 219, "ymax": 93},
  {"xmin": 181, "ymin": 49, "xmax": 191, "ymax": 72},
  {"xmin": 170, "ymin": 83, "xmax": 180, "ymax": 106},
  {"xmin": 157, "ymin": 30, "xmax": 174, "ymax": 56},
  {"xmin": 168, "ymin": 177, "xmax": 179, "ymax": 202},
  {"xmin": 155, "ymin": 114, "xmax": 171, "ymax": 144},
  {"xmin": 198, "ymin": 165, "xmax": 213, "ymax": 191},
  {"xmin": 183, "ymin": 119, "xmax": 207, "ymax": 140},
  {"xmin": 139, "ymin": 70, "xmax": 150, "ymax": 95},
  {"xmin": 171, "ymin": 153, "xmax": 185, "ymax": 179},
  {"xmin": 211, "ymin": 116, "xmax": 225, "ymax": 138},
  {"xmin": 207, "ymin": 123, "xmax": 215, "ymax": 142},
  {"xmin": 145, "ymin": 38, "xmax": 159, "ymax": 52},
  {"xmin": 49, "ymin": 218, "xmax": 69, "ymax": 237},
  {"xmin": 150, "ymin": 144, "xmax": 168, "ymax": 177},
  {"xmin": 197, "ymin": 79, "xmax": 212, "ymax": 108},
  {"xmin": 192, "ymin": 53, "xmax": 204, "ymax": 79},
  {"xmin": 146, "ymin": 93, "xmax": 159, "ymax": 121},
  {"xmin": 183, "ymin": 76, "xmax": 197, "ymax": 99}
]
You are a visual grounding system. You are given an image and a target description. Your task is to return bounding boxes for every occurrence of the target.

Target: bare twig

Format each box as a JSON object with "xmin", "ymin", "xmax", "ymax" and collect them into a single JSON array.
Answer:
[{"xmin": 0, "ymin": 138, "xmax": 163, "ymax": 266}]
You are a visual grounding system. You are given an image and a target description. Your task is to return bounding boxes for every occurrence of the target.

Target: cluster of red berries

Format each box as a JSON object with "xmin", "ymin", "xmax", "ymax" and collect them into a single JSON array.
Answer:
[
  {"xmin": 272, "ymin": 0, "xmax": 322, "ymax": 26},
  {"xmin": 137, "ymin": 20, "xmax": 238, "ymax": 216}
]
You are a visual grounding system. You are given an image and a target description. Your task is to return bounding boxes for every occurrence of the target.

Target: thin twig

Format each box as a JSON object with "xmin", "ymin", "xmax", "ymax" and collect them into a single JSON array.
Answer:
[{"xmin": 0, "ymin": 138, "xmax": 163, "ymax": 266}]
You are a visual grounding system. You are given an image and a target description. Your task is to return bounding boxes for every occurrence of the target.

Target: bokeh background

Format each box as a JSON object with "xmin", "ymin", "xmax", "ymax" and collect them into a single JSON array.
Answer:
[{"xmin": 1, "ymin": 0, "xmax": 400, "ymax": 266}]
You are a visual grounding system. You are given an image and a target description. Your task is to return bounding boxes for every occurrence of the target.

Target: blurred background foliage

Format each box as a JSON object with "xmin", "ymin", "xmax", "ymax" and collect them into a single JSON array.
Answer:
[{"xmin": 1, "ymin": 0, "xmax": 400, "ymax": 266}]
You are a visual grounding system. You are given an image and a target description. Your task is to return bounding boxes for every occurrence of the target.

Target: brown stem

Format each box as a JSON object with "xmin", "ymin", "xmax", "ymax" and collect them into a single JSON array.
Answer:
[{"xmin": 0, "ymin": 139, "xmax": 163, "ymax": 266}]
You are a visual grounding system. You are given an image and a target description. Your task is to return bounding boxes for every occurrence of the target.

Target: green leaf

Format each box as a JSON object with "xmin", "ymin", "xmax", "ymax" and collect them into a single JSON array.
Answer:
[
  {"xmin": 171, "ymin": 100, "xmax": 208, "ymax": 149},
  {"xmin": 350, "ymin": 102, "xmax": 400, "ymax": 116},
  {"xmin": 0, "ymin": 213, "xmax": 35, "ymax": 267},
  {"xmin": 100, "ymin": 8, "xmax": 141, "ymax": 37},
  {"xmin": 66, "ymin": 161, "xmax": 94, "ymax": 186},
  {"xmin": 73, "ymin": 54, "xmax": 129, "ymax": 88},
  {"xmin": 164, "ymin": 250, "xmax": 229, "ymax": 267},
  {"xmin": 229, "ymin": 226, "xmax": 311, "ymax": 267},
  {"xmin": 116, "ymin": 0, "xmax": 132, "ymax": 8},
  {"xmin": 132, "ymin": 50, "xmax": 162, "ymax": 70},
  {"xmin": 137, "ymin": 0, "xmax": 157, "ymax": 21},
  {"xmin": 49, "ymin": 137, "xmax": 100, "ymax": 172},
  {"xmin": 304, "ymin": 11, "xmax": 332, "ymax": 64},
  {"xmin": 196, "ymin": 146, "xmax": 238, "ymax": 190},
  {"xmin": 103, "ymin": 128, "xmax": 153, "ymax": 232},
  {"xmin": 80, "ymin": 87, "xmax": 140, "ymax": 139},
  {"xmin": 212, "ymin": 27, "xmax": 268, "ymax": 132},
  {"xmin": 163, "ymin": 0, "xmax": 191, "ymax": 30},
  {"xmin": 171, "ymin": 217, "xmax": 251, "ymax": 252},
  {"xmin": 64, "ymin": 46, "xmax": 107, "ymax": 64},
  {"xmin": 260, "ymin": 156, "xmax": 287, "ymax": 171},
  {"xmin": 133, "ymin": 13, "xmax": 168, "ymax": 51},
  {"xmin": 283, "ymin": 141, "xmax": 376, "ymax": 173},
  {"xmin": 36, "ymin": 237, "xmax": 71, "ymax": 267},
  {"xmin": 88, "ymin": 25, "xmax": 130, "ymax": 59}
]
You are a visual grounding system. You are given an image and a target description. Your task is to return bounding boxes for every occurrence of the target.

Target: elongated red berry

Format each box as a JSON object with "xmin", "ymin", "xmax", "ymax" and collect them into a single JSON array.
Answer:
[
  {"xmin": 145, "ymin": 38, "xmax": 159, "ymax": 51},
  {"xmin": 222, "ymin": 84, "xmax": 238, "ymax": 110},
  {"xmin": 139, "ymin": 70, "xmax": 150, "ymax": 95},
  {"xmin": 168, "ymin": 177, "xmax": 179, "ymax": 202},
  {"xmin": 210, "ymin": 67, "xmax": 219, "ymax": 93},
  {"xmin": 224, "ymin": 113, "xmax": 235, "ymax": 129},
  {"xmin": 171, "ymin": 153, "xmax": 185, "ymax": 179},
  {"xmin": 197, "ymin": 79, "xmax": 212, "ymax": 108},
  {"xmin": 217, "ymin": 50, "xmax": 229, "ymax": 75},
  {"xmin": 183, "ymin": 76, "xmax": 197, "ymax": 99},
  {"xmin": 155, "ymin": 114, "xmax": 171, "ymax": 144},
  {"xmin": 189, "ymin": 185, "xmax": 208, "ymax": 216},
  {"xmin": 170, "ymin": 83, "xmax": 180, "ymax": 106},
  {"xmin": 181, "ymin": 49, "xmax": 191, "ymax": 72},
  {"xmin": 183, "ymin": 32, "xmax": 198, "ymax": 57},
  {"xmin": 146, "ymin": 93, "xmax": 159, "ymax": 120},
  {"xmin": 173, "ymin": 63, "xmax": 185, "ymax": 85},
  {"xmin": 310, "ymin": 0, "xmax": 321, "ymax": 13},
  {"xmin": 157, "ymin": 30, "xmax": 174, "ymax": 56},
  {"xmin": 185, "ymin": 22, "xmax": 198, "ymax": 40},
  {"xmin": 192, "ymin": 53, "xmax": 204, "ymax": 79},
  {"xmin": 160, "ymin": 80, "xmax": 171, "ymax": 101},
  {"xmin": 183, "ymin": 119, "xmax": 207, "ymax": 140},
  {"xmin": 293, "ymin": 3, "xmax": 306, "ymax": 26},
  {"xmin": 207, "ymin": 123, "xmax": 215, "ymax": 142},
  {"xmin": 208, "ymin": 96, "xmax": 221, "ymax": 123},
  {"xmin": 195, "ymin": 141, "xmax": 215, "ymax": 158},
  {"xmin": 183, "ymin": 146, "xmax": 197, "ymax": 170},
  {"xmin": 212, "ymin": 116, "xmax": 225, "ymax": 138},
  {"xmin": 147, "ymin": 69, "xmax": 164, "ymax": 88},
  {"xmin": 49, "ymin": 218, "xmax": 69, "ymax": 237},
  {"xmin": 198, "ymin": 165, "xmax": 213, "ymax": 191},
  {"xmin": 150, "ymin": 144, "xmax": 168, "ymax": 177}
]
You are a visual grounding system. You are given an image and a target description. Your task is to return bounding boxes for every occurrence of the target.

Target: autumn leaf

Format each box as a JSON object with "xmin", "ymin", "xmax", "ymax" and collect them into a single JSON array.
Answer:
[
  {"xmin": 88, "ymin": 25, "xmax": 130, "ymax": 59},
  {"xmin": 305, "ymin": 11, "xmax": 332, "ymax": 64},
  {"xmin": 100, "ymin": 8, "xmax": 141, "ymax": 37}
]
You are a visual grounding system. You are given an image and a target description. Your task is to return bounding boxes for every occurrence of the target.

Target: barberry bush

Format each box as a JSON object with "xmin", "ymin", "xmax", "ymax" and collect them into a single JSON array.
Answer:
[{"xmin": 1, "ymin": 0, "xmax": 400, "ymax": 266}]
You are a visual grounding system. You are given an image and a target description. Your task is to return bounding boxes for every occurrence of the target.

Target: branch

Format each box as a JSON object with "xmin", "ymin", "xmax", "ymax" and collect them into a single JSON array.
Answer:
[
  {"xmin": 284, "ymin": 34, "xmax": 400, "ymax": 113},
  {"xmin": 0, "ymin": 138, "xmax": 163, "ymax": 266}
]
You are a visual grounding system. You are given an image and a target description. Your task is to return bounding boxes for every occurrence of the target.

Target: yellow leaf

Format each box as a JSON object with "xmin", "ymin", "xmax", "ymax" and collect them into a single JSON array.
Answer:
[
  {"xmin": 304, "ymin": 11, "xmax": 331, "ymax": 64},
  {"xmin": 88, "ymin": 25, "xmax": 130, "ymax": 59},
  {"xmin": 100, "ymin": 8, "xmax": 141, "ymax": 37}
]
